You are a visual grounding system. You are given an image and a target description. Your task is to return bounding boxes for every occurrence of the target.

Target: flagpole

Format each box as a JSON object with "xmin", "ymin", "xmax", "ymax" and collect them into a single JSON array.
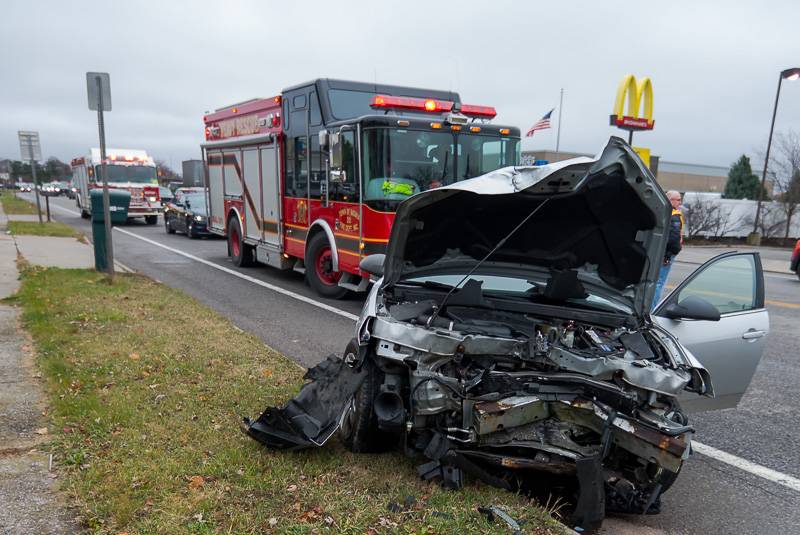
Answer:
[{"xmin": 555, "ymin": 88, "xmax": 564, "ymax": 155}]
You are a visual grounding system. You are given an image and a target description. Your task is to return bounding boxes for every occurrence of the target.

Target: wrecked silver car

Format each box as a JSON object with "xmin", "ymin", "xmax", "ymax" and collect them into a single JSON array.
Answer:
[{"xmin": 244, "ymin": 137, "xmax": 769, "ymax": 530}]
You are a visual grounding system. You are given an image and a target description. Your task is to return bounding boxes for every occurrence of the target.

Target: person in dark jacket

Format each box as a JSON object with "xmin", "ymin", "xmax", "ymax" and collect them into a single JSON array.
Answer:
[{"xmin": 652, "ymin": 190, "xmax": 684, "ymax": 309}]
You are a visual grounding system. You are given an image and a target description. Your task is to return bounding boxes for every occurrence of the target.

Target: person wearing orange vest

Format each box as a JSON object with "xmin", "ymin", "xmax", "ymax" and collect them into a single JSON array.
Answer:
[{"xmin": 652, "ymin": 190, "xmax": 684, "ymax": 309}]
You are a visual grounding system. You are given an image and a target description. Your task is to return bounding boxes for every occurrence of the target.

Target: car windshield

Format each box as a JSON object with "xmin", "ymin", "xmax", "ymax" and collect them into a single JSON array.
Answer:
[
  {"xmin": 361, "ymin": 128, "xmax": 519, "ymax": 211},
  {"xmin": 400, "ymin": 273, "xmax": 632, "ymax": 314},
  {"xmin": 94, "ymin": 164, "xmax": 157, "ymax": 184},
  {"xmin": 183, "ymin": 194, "xmax": 206, "ymax": 208}
]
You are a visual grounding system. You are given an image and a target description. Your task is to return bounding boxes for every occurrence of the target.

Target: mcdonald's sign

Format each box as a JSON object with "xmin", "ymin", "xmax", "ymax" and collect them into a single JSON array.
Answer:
[{"xmin": 610, "ymin": 74, "xmax": 654, "ymax": 131}]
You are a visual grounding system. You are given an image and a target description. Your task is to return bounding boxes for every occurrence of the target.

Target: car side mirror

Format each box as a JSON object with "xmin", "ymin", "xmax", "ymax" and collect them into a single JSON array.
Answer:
[
  {"xmin": 661, "ymin": 295, "xmax": 721, "ymax": 321},
  {"xmin": 185, "ymin": 200, "xmax": 191, "ymax": 209},
  {"xmin": 359, "ymin": 254, "xmax": 385, "ymax": 277}
]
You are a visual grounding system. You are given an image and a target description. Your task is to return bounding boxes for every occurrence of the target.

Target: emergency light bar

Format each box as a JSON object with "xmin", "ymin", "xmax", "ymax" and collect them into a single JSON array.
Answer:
[
  {"xmin": 370, "ymin": 95, "xmax": 454, "ymax": 113},
  {"xmin": 460, "ymin": 103, "xmax": 497, "ymax": 119},
  {"xmin": 370, "ymin": 94, "xmax": 497, "ymax": 120}
]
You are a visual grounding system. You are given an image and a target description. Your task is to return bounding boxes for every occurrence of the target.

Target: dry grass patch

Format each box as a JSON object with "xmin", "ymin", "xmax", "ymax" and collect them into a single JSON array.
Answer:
[
  {"xmin": 0, "ymin": 191, "xmax": 40, "ymax": 215},
  {"xmin": 8, "ymin": 220, "xmax": 80, "ymax": 238},
  {"xmin": 10, "ymin": 268, "xmax": 563, "ymax": 534}
]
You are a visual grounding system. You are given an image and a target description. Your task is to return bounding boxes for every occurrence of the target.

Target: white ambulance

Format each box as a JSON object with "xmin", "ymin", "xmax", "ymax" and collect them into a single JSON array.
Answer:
[{"xmin": 71, "ymin": 148, "xmax": 162, "ymax": 223}]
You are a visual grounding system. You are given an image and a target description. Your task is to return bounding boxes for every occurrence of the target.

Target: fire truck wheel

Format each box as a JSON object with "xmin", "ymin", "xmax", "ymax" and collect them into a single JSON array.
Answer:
[
  {"xmin": 228, "ymin": 217, "xmax": 254, "ymax": 267},
  {"xmin": 145, "ymin": 215, "xmax": 158, "ymax": 225},
  {"xmin": 306, "ymin": 233, "xmax": 348, "ymax": 298},
  {"xmin": 165, "ymin": 215, "xmax": 175, "ymax": 234}
]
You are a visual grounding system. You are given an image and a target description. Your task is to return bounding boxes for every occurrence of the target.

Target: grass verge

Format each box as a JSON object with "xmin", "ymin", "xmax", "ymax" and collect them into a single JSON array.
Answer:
[
  {"xmin": 0, "ymin": 191, "xmax": 40, "ymax": 215},
  {"xmin": 10, "ymin": 267, "xmax": 562, "ymax": 534},
  {"xmin": 8, "ymin": 221, "xmax": 81, "ymax": 238}
]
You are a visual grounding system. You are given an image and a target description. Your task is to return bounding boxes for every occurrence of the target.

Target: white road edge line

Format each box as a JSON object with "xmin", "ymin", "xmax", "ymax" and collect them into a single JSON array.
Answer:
[
  {"xmin": 51, "ymin": 200, "xmax": 800, "ymax": 494},
  {"xmin": 691, "ymin": 441, "xmax": 800, "ymax": 492},
  {"xmin": 112, "ymin": 226, "xmax": 359, "ymax": 322}
]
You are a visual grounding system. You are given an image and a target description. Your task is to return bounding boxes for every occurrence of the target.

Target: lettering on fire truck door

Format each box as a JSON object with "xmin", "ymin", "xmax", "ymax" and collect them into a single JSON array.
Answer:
[
  {"xmin": 260, "ymin": 145, "xmax": 280, "ymax": 247},
  {"xmin": 242, "ymin": 149, "xmax": 261, "ymax": 241}
]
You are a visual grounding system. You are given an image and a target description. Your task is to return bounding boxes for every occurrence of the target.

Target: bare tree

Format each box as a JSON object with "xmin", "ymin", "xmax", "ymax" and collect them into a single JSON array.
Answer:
[
  {"xmin": 744, "ymin": 202, "xmax": 786, "ymax": 238},
  {"xmin": 682, "ymin": 198, "xmax": 741, "ymax": 239},
  {"xmin": 771, "ymin": 131, "xmax": 800, "ymax": 240}
]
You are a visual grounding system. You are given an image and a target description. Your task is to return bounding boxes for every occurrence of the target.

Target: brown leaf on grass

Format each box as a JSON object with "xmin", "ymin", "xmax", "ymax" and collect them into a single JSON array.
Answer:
[
  {"xmin": 286, "ymin": 484, "xmax": 298, "ymax": 492},
  {"xmin": 187, "ymin": 475, "xmax": 205, "ymax": 489},
  {"xmin": 128, "ymin": 353, "xmax": 140, "ymax": 361},
  {"xmin": 35, "ymin": 427, "xmax": 48, "ymax": 435},
  {"xmin": 261, "ymin": 369, "xmax": 273, "ymax": 378}
]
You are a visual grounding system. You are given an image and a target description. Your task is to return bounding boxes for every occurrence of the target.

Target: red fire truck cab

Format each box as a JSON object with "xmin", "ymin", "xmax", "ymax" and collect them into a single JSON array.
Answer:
[{"xmin": 203, "ymin": 79, "xmax": 520, "ymax": 298}]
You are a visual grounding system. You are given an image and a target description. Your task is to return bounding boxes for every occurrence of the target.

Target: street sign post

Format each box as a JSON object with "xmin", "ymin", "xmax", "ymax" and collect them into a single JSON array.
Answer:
[
  {"xmin": 86, "ymin": 72, "xmax": 114, "ymax": 278},
  {"xmin": 17, "ymin": 131, "xmax": 44, "ymax": 224}
]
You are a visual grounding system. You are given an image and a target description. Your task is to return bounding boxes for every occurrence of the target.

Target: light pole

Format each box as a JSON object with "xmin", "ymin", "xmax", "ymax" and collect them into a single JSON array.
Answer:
[{"xmin": 750, "ymin": 67, "xmax": 800, "ymax": 245}]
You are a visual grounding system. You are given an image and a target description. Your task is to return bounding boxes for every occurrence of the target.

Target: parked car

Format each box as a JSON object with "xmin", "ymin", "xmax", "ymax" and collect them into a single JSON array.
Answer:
[
  {"xmin": 18, "ymin": 183, "xmax": 33, "ymax": 192},
  {"xmin": 791, "ymin": 239, "xmax": 800, "ymax": 279},
  {"xmin": 164, "ymin": 193, "xmax": 211, "ymax": 238},
  {"xmin": 242, "ymin": 138, "xmax": 769, "ymax": 531}
]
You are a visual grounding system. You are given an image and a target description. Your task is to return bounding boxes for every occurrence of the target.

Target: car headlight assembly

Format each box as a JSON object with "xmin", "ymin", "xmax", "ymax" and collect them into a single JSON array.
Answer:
[{"xmin": 194, "ymin": 215, "xmax": 203, "ymax": 222}]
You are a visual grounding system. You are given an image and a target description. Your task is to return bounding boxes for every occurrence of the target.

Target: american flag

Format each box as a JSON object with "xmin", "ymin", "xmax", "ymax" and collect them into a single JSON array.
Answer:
[{"xmin": 526, "ymin": 109, "xmax": 554, "ymax": 137}]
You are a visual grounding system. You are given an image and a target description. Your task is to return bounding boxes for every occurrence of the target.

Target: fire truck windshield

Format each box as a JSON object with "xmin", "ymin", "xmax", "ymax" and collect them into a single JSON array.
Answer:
[
  {"xmin": 361, "ymin": 128, "xmax": 519, "ymax": 210},
  {"xmin": 94, "ymin": 164, "xmax": 158, "ymax": 184}
]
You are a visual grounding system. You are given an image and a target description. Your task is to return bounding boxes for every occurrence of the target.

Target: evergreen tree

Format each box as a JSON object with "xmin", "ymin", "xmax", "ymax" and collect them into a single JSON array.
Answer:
[{"xmin": 724, "ymin": 155, "xmax": 764, "ymax": 199}]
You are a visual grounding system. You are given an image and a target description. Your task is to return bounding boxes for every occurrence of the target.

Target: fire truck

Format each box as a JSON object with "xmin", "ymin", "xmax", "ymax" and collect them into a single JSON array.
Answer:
[
  {"xmin": 71, "ymin": 148, "xmax": 162, "ymax": 223},
  {"xmin": 203, "ymin": 79, "xmax": 520, "ymax": 298}
]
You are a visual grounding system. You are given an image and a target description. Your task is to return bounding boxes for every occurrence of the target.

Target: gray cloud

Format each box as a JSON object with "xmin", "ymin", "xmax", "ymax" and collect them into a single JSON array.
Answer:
[{"xmin": 1, "ymin": 0, "xmax": 799, "ymax": 169}]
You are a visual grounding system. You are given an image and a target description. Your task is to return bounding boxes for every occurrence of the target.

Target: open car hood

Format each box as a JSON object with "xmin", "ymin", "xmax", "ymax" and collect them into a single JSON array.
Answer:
[{"xmin": 381, "ymin": 137, "xmax": 671, "ymax": 321}]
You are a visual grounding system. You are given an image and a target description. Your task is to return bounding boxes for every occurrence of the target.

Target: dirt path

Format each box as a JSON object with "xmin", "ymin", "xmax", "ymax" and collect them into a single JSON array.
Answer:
[{"xmin": 0, "ymin": 208, "xmax": 78, "ymax": 534}]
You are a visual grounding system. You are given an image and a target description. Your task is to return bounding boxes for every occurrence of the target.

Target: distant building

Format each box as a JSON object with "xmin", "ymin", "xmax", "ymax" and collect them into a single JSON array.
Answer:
[
  {"xmin": 521, "ymin": 150, "xmax": 772, "ymax": 194},
  {"xmin": 182, "ymin": 160, "xmax": 204, "ymax": 187}
]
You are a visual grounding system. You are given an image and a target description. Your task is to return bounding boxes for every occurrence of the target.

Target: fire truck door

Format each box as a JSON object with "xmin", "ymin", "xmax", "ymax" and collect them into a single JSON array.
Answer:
[
  {"xmin": 242, "ymin": 149, "xmax": 261, "ymax": 241},
  {"xmin": 260, "ymin": 145, "xmax": 280, "ymax": 247}
]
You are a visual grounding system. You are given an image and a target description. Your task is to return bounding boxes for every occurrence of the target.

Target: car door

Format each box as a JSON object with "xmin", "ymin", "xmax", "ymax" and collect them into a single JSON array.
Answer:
[
  {"xmin": 172, "ymin": 200, "xmax": 186, "ymax": 232},
  {"xmin": 653, "ymin": 252, "xmax": 769, "ymax": 413}
]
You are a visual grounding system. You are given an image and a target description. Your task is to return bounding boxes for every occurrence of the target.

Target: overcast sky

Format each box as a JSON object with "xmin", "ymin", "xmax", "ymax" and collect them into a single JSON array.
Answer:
[{"xmin": 2, "ymin": 0, "xmax": 799, "ymax": 170}]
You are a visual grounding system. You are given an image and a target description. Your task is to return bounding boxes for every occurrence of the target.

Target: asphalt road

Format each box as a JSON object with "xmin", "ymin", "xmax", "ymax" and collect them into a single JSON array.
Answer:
[{"xmin": 37, "ymin": 195, "xmax": 800, "ymax": 534}]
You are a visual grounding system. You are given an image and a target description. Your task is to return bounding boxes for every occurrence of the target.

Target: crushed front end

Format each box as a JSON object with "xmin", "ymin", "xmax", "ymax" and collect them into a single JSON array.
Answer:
[{"xmin": 242, "ymin": 138, "xmax": 713, "ymax": 531}]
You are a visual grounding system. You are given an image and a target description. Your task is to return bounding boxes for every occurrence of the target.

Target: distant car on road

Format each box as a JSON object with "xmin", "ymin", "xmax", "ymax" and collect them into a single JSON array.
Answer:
[
  {"xmin": 164, "ymin": 192, "xmax": 211, "ymax": 238},
  {"xmin": 41, "ymin": 182, "xmax": 63, "ymax": 196},
  {"xmin": 18, "ymin": 183, "xmax": 33, "ymax": 192},
  {"xmin": 159, "ymin": 186, "xmax": 174, "ymax": 205},
  {"xmin": 791, "ymin": 239, "xmax": 800, "ymax": 279},
  {"xmin": 172, "ymin": 187, "xmax": 206, "ymax": 204}
]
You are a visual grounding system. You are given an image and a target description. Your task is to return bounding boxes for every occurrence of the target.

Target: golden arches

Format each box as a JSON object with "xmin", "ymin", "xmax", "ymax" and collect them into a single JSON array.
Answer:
[{"xmin": 612, "ymin": 74, "xmax": 654, "ymax": 128}]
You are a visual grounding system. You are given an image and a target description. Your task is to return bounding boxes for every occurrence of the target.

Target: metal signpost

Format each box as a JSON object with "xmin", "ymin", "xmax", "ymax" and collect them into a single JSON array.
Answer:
[
  {"xmin": 86, "ymin": 72, "xmax": 114, "ymax": 277},
  {"xmin": 17, "ymin": 131, "xmax": 44, "ymax": 224}
]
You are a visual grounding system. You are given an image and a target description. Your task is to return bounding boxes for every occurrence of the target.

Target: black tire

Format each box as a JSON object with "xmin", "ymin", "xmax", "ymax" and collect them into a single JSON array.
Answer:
[
  {"xmin": 339, "ymin": 346, "xmax": 393, "ymax": 453},
  {"xmin": 165, "ymin": 214, "xmax": 175, "ymax": 234},
  {"xmin": 228, "ymin": 216, "xmax": 254, "ymax": 267},
  {"xmin": 186, "ymin": 217, "xmax": 196, "ymax": 239},
  {"xmin": 80, "ymin": 209, "xmax": 90, "ymax": 220},
  {"xmin": 145, "ymin": 215, "xmax": 158, "ymax": 225},
  {"xmin": 306, "ymin": 232, "xmax": 348, "ymax": 299}
]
